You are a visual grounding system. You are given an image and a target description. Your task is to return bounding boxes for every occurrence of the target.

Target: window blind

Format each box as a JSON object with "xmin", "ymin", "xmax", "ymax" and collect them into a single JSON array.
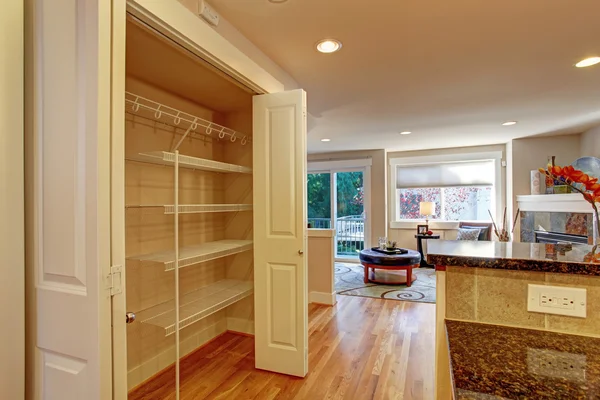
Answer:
[{"xmin": 396, "ymin": 160, "xmax": 495, "ymax": 189}]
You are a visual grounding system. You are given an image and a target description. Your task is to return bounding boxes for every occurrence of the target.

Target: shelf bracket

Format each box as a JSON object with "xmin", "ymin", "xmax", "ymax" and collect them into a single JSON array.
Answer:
[{"xmin": 107, "ymin": 265, "xmax": 123, "ymax": 296}]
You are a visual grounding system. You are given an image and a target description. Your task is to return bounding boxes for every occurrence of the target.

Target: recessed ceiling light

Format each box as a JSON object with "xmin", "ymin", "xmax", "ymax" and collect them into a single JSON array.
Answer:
[
  {"xmin": 321, "ymin": 138, "xmax": 331, "ymax": 142},
  {"xmin": 575, "ymin": 57, "xmax": 600, "ymax": 68},
  {"xmin": 316, "ymin": 39, "xmax": 342, "ymax": 54},
  {"xmin": 399, "ymin": 131, "xmax": 411, "ymax": 135},
  {"xmin": 502, "ymin": 121, "xmax": 517, "ymax": 126},
  {"xmin": 268, "ymin": 0, "xmax": 289, "ymax": 3}
]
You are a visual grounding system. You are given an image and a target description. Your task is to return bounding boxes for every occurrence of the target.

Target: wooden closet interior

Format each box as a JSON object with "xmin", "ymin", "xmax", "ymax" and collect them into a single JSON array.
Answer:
[{"xmin": 124, "ymin": 16, "xmax": 256, "ymax": 397}]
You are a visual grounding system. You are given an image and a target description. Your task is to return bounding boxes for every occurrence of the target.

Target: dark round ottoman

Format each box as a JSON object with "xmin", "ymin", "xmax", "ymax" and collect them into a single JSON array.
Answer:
[{"xmin": 359, "ymin": 249, "xmax": 421, "ymax": 286}]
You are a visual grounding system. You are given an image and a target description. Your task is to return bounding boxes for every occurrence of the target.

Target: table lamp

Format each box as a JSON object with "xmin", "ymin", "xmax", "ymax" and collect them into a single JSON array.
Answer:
[{"xmin": 419, "ymin": 201, "xmax": 436, "ymax": 230}]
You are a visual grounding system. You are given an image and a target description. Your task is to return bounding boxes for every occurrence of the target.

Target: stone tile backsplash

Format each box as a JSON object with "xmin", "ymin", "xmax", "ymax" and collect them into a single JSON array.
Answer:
[
  {"xmin": 445, "ymin": 266, "xmax": 600, "ymax": 338},
  {"xmin": 520, "ymin": 211, "xmax": 592, "ymax": 242}
]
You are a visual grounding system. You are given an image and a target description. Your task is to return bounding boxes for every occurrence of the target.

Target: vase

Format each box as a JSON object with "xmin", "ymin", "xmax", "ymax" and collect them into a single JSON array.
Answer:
[
  {"xmin": 593, "ymin": 209, "xmax": 600, "ymax": 246},
  {"xmin": 530, "ymin": 170, "xmax": 540, "ymax": 195}
]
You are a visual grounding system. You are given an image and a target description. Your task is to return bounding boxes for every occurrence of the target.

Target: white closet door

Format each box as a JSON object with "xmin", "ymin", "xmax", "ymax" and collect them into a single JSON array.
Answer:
[
  {"xmin": 253, "ymin": 89, "xmax": 308, "ymax": 377},
  {"xmin": 30, "ymin": 0, "xmax": 114, "ymax": 398}
]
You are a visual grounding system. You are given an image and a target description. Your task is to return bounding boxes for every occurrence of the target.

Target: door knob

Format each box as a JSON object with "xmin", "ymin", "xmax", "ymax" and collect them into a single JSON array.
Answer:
[
  {"xmin": 126, "ymin": 312, "xmax": 136, "ymax": 324},
  {"xmin": 298, "ymin": 250, "xmax": 304, "ymax": 255}
]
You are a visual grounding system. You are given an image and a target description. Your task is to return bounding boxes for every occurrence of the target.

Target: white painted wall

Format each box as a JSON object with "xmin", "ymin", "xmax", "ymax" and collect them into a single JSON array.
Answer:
[
  {"xmin": 581, "ymin": 125, "xmax": 600, "ymax": 158},
  {"xmin": 0, "ymin": 0, "xmax": 25, "ymax": 398}
]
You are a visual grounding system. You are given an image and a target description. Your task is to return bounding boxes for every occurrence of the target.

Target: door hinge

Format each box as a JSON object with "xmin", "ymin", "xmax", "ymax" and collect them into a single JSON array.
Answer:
[{"xmin": 107, "ymin": 265, "xmax": 123, "ymax": 296}]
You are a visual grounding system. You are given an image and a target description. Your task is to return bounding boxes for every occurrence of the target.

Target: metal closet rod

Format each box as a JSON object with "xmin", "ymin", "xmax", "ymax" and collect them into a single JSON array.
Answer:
[{"xmin": 125, "ymin": 91, "xmax": 251, "ymax": 150}]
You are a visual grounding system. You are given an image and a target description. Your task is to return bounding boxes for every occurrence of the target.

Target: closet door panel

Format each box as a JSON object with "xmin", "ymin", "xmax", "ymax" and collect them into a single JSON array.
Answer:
[
  {"xmin": 253, "ymin": 89, "xmax": 308, "ymax": 377},
  {"xmin": 31, "ymin": 0, "xmax": 113, "ymax": 398}
]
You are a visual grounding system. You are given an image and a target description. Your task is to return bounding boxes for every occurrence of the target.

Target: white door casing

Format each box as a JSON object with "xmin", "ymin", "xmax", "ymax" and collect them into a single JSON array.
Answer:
[
  {"xmin": 30, "ymin": 0, "xmax": 113, "ymax": 398},
  {"xmin": 253, "ymin": 89, "xmax": 309, "ymax": 377},
  {"xmin": 111, "ymin": 0, "xmax": 128, "ymax": 398}
]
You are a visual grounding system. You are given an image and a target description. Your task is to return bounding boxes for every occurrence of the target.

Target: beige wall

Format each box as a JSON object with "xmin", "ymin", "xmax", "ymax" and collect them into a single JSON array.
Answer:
[
  {"xmin": 1, "ymin": 0, "xmax": 25, "ymax": 398},
  {"xmin": 388, "ymin": 145, "xmax": 506, "ymax": 250},
  {"xmin": 581, "ymin": 125, "xmax": 600, "ymax": 158},
  {"xmin": 509, "ymin": 134, "xmax": 581, "ymax": 240},
  {"xmin": 308, "ymin": 230, "xmax": 336, "ymax": 305},
  {"xmin": 178, "ymin": 0, "xmax": 298, "ymax": 90},
  {"xmin": 307, "ymin": 150, "xmax": 387, "ymax": 247}
]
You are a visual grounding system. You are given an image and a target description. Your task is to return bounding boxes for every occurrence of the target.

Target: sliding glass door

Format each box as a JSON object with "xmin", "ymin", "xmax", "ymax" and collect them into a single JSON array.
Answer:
[
  {"xmin": 334, "ymin": 171, "xmax": 365, "ymax": 259},
  {"xmin": 307, "ymin": 162, "xmax": 371, "ymax": 260},
  {"xmin": 307, "ymin": 173, "xmax": 332, "ymax": 229}
]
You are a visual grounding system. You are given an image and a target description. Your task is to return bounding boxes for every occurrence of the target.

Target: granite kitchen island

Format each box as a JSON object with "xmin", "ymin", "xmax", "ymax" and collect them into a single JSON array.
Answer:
[{"xmin": 428, "ymin": 240, "xmax": 600, "ymax": 399}]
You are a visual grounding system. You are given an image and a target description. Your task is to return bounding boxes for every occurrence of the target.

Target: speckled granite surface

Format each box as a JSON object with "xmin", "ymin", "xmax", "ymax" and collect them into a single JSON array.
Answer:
[
  {"xmin": 446, "ymin": 320, "xmax": 600, "ymax": 399},
  {"xmin": 427, "ymin": 240, "xmax": 600, "ymax": 275}
]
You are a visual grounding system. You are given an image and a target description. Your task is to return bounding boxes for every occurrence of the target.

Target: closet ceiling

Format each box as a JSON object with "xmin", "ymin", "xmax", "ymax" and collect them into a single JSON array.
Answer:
[
  {"xmin": 209, "ymin": 0, "xmax": 600, "ymax": 153},
  {"xmin": 126, "ymin": 20, "xmax": 251, "ymax": 113}
]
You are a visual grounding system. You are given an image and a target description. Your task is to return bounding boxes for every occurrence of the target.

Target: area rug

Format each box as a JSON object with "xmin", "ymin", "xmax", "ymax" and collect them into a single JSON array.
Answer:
[{"xmin": 335, "ymin": 263, "xmax": 436, "ymax": 304}]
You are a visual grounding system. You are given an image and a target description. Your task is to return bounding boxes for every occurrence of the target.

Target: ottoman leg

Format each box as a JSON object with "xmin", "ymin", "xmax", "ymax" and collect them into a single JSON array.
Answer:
[
  {"xmin": 406, "ymin": 267, "xmax": 413, "ymax": 287},
  {"xmin": 364, "ymin": 265, "xmax": 369, "ymax": 283}
]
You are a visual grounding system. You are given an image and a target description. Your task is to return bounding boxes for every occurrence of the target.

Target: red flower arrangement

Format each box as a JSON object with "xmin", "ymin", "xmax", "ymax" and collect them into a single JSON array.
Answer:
[{"xmin": 539, "ymin": 165, "xmax": 600, "ymax": 261}]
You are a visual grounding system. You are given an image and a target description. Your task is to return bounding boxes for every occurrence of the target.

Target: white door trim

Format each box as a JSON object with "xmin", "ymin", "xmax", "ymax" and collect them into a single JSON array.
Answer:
[{"xmin": 1, "ymin": 0, "xmax": 24, "ymax": 398}]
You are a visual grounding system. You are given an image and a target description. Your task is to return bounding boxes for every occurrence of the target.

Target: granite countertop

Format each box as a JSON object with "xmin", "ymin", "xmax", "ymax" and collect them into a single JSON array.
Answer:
[
  {"xmin": 446, "ymin": 320, "xmax": 600, "ymax": 399},
  {"xmin": 427, "ymin": 240, "xmax": 600, "ymax": 275}
]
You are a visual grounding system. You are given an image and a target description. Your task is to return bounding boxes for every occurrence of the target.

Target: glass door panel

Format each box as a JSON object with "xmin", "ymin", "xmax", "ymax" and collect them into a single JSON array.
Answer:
[
  {"xmin": 307, "ymin": 173, "xmax": 332, "ymax": 229},
  {"xmin": 335, "ymin": 171, "xmax": 365, "ymax": 259}
]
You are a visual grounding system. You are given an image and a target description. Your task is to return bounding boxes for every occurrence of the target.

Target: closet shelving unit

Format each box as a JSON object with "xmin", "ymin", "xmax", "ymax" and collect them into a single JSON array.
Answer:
[
  {"xmin": 125, "ymin": 90, "xmax": 254, "ymax": 352},
  {"xmin": 136, "ymin": 279, "xmax": 254, "ymax": 336}
]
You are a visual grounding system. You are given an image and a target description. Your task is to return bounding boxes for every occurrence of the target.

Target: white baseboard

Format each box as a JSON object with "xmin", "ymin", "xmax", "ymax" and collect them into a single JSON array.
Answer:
[
  {"xmin": 127, "ymin": 319, "xmax": 227, "ymax": 390},
  {"xmin": 309, "ymin": 291, "xmax": 337, "ymax": 305},
  {"xmin": 227, "ymin": 317, "xmax": 255, "ymax": 335}
]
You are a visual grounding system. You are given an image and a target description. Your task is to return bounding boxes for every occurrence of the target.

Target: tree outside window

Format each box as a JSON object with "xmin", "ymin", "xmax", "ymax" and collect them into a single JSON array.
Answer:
[{"xmin": 397, "ymin": 186, "xmax": 492, "ymax": 221}]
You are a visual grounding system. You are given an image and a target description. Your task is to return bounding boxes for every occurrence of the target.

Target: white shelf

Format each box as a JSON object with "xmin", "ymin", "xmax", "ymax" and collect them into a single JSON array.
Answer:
[
  {"xmin": 130, "ymin": 151, "xmax": 252, "ymax": 174},
  {"xmin": 137, "ymin": 279, "xmax": 253, "ymax": 336},
  {"xmin": 126, "ymin": 204, "xmax": 253, "ymax": 214},
  {"xmin": 517, "ymin": 194, "xmax": 591, "ymax": 213},
  {"xmin": 128, "ymin": 239, "xmax": 253, "ymax": 271}
]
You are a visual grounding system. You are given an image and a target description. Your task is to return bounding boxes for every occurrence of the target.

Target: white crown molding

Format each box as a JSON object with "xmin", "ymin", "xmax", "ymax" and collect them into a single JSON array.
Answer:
[{"xmin": 517, "ymin": 194, "xmax": 592, "ymax": 213}]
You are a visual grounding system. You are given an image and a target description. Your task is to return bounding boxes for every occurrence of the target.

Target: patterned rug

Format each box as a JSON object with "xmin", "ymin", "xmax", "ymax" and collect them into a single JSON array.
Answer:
[{"xmin": 335, "ymin": 263, "xmax": 436, "ymax": 304}]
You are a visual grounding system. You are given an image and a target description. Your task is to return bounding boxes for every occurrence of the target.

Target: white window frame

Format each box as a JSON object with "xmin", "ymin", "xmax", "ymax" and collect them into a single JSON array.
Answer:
[{"xmin": 388, "ymin": 151, "xmax": 503, "ymax": 229}]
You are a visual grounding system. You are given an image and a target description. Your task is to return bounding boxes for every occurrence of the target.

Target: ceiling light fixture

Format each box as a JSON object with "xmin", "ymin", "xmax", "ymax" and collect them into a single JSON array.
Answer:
[
  {"xmin": 321, "ymin": 138, "xmax": 331, "ymax": 142},
  {"xmin": 316, "ymin": 39, "xmax": 342, "ymax": 54},
  {"xmin": 502, "ymin": 121, "xmax": 517, "ymax": 126},
  {"xmin": 268, "ymin": 0, "xmax": 289, "ymax": 3},
  {"xmin": 399, "ymin": 131, "xmax": 411, "ymax": 135},
  {"xmin": 575, "ymin": 57, "xmax": 600, "ymax": 68}
]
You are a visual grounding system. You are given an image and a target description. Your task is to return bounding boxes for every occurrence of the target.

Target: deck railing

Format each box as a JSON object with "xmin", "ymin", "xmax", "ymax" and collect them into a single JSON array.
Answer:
[{"xmin": 308, "ymin": 216, "xmax": 365, "ymax": 257}]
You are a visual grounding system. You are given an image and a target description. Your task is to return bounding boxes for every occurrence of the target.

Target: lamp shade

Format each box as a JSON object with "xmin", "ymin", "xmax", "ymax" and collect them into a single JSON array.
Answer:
[{"xmin": 419, "ymin": 201, "xmax": 436, "ymax": 216}]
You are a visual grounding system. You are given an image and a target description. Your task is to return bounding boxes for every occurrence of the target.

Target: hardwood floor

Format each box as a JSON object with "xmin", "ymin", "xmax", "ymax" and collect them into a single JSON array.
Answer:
[{"xmin": 129, "ymin": 296, "xmax": 436, "ymax": 400}]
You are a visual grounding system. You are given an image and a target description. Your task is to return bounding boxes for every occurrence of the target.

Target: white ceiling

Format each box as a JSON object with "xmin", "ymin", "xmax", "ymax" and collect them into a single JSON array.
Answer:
[{"xmin": 209, "ymin": 0, "xmax": 600, "ymax": 153}]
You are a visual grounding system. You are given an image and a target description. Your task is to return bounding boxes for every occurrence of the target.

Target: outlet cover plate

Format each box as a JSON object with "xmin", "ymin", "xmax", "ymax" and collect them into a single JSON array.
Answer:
[{"xmin": 528, "ymin": 284, "xmax": 587, "ymax": 318}]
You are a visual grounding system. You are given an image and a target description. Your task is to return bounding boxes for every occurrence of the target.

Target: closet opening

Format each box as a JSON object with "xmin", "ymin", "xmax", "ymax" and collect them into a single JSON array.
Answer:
[{"xmin": 122, "ymin": 15, "xmax": 256, "ymax": 399}]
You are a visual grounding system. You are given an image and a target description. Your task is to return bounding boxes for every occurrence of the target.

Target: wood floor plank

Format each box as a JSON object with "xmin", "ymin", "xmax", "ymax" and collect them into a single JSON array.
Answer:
[{"xmin": 128, "ymin": 296, "xmax": 435, "ymax": 400}]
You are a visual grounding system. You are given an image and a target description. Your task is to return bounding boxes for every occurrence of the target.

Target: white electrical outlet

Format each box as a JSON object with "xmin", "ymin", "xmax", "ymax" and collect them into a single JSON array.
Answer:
[
  {"xmin": 198, "ymin": 0, "xmax": 220, "ymax": 26},
  {"xmin": 527, "ymin": 284, "xmax": 587, "ymax": 318},
  {"xmin": 527, "ymin": 348, "xmax": 586, "ymax": 382}
]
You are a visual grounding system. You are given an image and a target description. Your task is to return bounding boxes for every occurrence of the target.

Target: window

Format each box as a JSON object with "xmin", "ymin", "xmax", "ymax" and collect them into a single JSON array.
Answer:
[
  {"xmin": 390, "ymin": 153, "xmax": 502, "ymax": 227},
  {"xmin": 397, "ymin": 186, "xmax": 492, "ymax": 221}
]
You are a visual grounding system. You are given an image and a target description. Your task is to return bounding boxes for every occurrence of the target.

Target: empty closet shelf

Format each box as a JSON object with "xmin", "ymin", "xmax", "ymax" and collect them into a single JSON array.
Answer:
[
  {"xmin": 128, "ymin": 239, "xmax": 253, "ymax": 271},
  {"xmin": 137, "ymin": 279, "xmax": 253, "ymax": 336},
  {"xmin": 125, "ymin": 204, "xmax": 253, "ymax": 214},
  {"xmin": 130, "ymin": 151, "xmax": 252, "ymax": 174}
]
